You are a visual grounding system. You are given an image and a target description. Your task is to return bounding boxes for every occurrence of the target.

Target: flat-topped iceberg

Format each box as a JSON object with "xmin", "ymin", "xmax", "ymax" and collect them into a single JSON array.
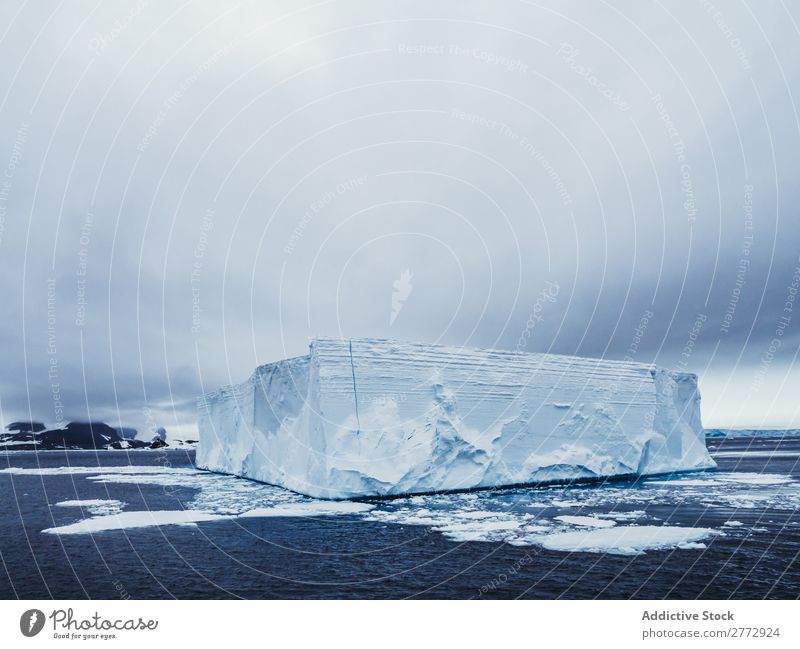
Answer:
[{"xmin": 196, "ymin": 338, "xmax": 715, "ymax": 499}]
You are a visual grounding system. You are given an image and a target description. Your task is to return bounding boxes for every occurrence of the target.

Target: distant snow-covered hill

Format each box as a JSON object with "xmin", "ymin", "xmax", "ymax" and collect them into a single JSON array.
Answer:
[
  {"xmin": 705, "ymin": 428, "xmax": 800, "ymax": 439},
  {"xmin": 0, "ymin": 421, "xmax": 197, "ymax": 451}
]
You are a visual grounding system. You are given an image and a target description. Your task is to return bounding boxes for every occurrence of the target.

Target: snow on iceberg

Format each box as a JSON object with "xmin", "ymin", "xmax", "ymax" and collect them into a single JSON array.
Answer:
[{"xmin": 196, "ymin": 337, "xmax": 716, "ymax": 499}]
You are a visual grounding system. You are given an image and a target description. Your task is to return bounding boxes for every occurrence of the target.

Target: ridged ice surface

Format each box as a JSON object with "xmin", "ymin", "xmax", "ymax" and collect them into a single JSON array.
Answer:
[{"xmin": 196, "ymin": 338, "xmax": 715, "ymax": 499}]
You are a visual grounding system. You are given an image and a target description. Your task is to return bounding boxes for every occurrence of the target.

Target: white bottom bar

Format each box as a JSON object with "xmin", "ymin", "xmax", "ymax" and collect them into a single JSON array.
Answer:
[{"xmin": 1, "ymin": 600, "xmax": 797, "ymax": 648}]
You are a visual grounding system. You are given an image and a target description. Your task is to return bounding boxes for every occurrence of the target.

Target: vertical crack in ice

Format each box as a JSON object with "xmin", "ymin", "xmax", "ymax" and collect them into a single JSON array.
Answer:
[{"xmin": 348, "ymin": 339, "xmax": 362, "ymax": 441}]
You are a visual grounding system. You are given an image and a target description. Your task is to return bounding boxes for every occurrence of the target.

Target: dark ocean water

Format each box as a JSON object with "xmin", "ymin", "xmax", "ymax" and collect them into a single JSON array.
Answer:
[{"xmin": 1, "ymin": 437, "xmax": 798, "ymax": 599}]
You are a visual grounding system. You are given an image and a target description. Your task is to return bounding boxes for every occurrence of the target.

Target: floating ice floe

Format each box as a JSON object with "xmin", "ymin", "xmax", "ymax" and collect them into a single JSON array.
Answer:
[
  {"xmin": 43, "ymin": 510, "xmax": 229, "ymax": 535},
  {"xmin": 54, "ymin": 499, "xmax": 124, "ymax": 516},
  {"xmin": 554, "ymin": 515, "xmax": 616, "ymax": 528},
  {"xmin": 237, "ymin": 502, "xmax": 374, "ymax": 517},
  {"xmin": 662, "ymin": 472, "xmax": 793, "ymax": 487},
  {"xmin": 535, "ymin": 526, "xmax": 714, "ymax": 555},
  {"xmin": 43, "ymin": 502, "xmax": 374, "ymax": 535},
  {"xmin": 711, "ymin": 450, "xmax": 800, "ymax": 458}
]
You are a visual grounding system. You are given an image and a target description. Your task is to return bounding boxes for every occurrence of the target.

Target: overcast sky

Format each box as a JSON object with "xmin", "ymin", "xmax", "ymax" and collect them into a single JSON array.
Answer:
[{"xmin": 1, "ymin": 0, "xmax": 799, "ymax": 436}]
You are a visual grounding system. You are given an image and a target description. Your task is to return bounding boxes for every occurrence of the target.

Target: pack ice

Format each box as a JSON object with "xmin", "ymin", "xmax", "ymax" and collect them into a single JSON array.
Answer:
[{"xmin": 196, "ymin": 338, "xmax": 715, "ymax": 499}]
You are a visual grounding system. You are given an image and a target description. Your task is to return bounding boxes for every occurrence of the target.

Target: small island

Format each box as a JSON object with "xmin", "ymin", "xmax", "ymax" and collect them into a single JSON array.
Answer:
[{"xmin": 0, "ymin": 420, "xmax": 197, "ymax": 451}]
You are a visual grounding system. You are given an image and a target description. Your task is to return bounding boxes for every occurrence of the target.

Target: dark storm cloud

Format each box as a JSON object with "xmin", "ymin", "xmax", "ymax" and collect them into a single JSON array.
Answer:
[{"xmin": 1, "ymin": 0, "xmax": 799, "ymax": 434}]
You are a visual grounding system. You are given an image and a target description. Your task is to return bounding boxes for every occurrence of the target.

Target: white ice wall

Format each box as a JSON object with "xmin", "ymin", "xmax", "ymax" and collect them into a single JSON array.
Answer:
[
  {"xmin": 196, "ymin": 356, "xmax": 313, "ymax": 493},
  {"xmin": 197, "ymin": 338, "xmax": 715, "ymax": 499}
]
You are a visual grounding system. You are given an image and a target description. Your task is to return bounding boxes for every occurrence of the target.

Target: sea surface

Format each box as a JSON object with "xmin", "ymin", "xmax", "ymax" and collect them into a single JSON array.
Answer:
[{"xmin": 1, "ymin": 437, "xmax": 798, "ymax": 599}]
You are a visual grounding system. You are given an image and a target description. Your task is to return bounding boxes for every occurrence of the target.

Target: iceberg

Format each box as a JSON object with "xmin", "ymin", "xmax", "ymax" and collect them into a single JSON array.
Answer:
[{"xmin": 196, "ymin": 337, "xmax": 715, "ymax": 499}]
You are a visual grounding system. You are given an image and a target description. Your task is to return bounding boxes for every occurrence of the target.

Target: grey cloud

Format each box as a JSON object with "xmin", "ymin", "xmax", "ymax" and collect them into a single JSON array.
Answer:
[{"xmin": 1, "ymin": 0, "xmax": 799, "ymax": 433}]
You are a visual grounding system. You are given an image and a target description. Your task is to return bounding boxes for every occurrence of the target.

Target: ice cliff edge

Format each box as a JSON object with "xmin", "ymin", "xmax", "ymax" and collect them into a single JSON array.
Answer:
[{"xmin": 196, "ymin": 338, "xmax": 716, "ymax": 499}]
